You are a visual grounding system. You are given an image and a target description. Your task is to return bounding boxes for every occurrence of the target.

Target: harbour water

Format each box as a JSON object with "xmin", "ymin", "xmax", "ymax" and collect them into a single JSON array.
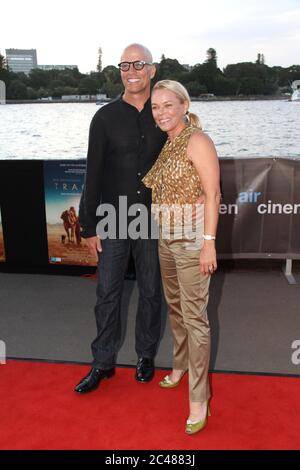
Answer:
[{"xmin": 0, "ymin": 100, "xmax": 299, "ymax": 160}]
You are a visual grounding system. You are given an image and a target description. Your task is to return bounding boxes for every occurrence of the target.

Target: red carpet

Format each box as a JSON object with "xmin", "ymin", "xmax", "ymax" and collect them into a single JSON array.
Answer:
[{"xmin": 0, "ymin": 360, "xmax": 299, "ymax": 450}]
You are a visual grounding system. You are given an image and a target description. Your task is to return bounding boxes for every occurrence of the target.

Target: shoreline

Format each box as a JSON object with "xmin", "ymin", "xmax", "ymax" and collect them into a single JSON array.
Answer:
[
  {"xmin": 191, "ymin": 95, "xmax": 289, "ymax": 102},
  {"xmin": 2, "ymin": 95, "xmax": 290, "ymax": 105}
]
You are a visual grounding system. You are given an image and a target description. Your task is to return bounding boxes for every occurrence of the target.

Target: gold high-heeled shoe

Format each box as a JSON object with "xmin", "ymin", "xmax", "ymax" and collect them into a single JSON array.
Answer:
[
  {"xmin": 185, "ymin": 405, "xmax": 211, "ymax": 435},
  {"xmin": 159, "ymin": 371, "xmax": 185, "ymax": 389}
]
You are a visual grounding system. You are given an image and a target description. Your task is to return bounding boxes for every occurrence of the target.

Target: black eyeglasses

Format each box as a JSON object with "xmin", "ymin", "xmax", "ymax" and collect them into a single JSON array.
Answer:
[{"xmin": 118, "ymin": 60, "xmax": 152, "ymax": 72}]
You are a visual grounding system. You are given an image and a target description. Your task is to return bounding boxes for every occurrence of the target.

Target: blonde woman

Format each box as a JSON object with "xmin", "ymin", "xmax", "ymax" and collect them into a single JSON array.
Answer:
[{"xmin": 143, "ymin": 80, "xmax": 220, "ymax": 434}]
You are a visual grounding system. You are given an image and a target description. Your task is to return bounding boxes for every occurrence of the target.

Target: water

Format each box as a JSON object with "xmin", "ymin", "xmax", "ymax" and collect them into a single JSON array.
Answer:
[{"xmin": 0, "ymin": 100, "xmax": 299, "ymax": 160}]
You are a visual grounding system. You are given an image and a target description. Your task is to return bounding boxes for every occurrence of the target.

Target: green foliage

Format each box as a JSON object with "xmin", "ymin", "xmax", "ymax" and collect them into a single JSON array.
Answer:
[
  {"xmin": 1, "ymin": 48, "xmax": 299, "ymax": 100},
  {"xmin": 223, "ymin": 62, "xmax": 280, "ymax": 95},
  {"xmin": 0, "ymin": 67, "xmax": 11, "ymax": 86},
  {"xmin": 97, "ymin": 47, "xmax": 103, "ymax": 73},
  {"xmin": 214, "ymin": 76, "xmax": 239, "ymax": 96},
  {"xmin": 26, "ymin": 87, "xmax": 38, "ymax": 100},
  {"xmin": 36, "ymin": 87, "xmax": 49, "ymax": 99},
  {"xmin": 102, "ymin": 65, "xmax": 121, "ymax": 84},
  {"xmin": 51, "ymin": 86, "xmax": 77, "ymax": 98},
  {"xmin": 155, "ymin": 58, "xmax": 187, "ymax": 82},
  {"xmin": 0, "ymin": 52, "xmax": 7, "ymax": 70},
  {"xmin": 104, "ymin": 82, "xmax": 123, "ymax": 98},
  {"xmin": 206, "ymin": 48, "xmax": 217, "ymax": 67},
  {"xmin": 101, "ymin": 65, "xmax": 122, "ymax": 98},
  {"xmin": 8, "ymin": 80, "xmax": 28, "ymax": 99},
  {"xmin": 78, "ymin": 77, "xmax": 99, "ymax": 95},
  {"xmin": 274, "ymin": 65, "xmax": 300, "ymax": 87},
  {"xmin": 185, "ymin": 82, "xmax": 207, "ymax": 97}
]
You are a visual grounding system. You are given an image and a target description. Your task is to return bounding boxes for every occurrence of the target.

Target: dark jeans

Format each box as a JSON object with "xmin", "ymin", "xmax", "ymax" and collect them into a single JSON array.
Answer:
[{"xmin": 91, "ymin": 238, "xmax": 162, "ymax": 369}]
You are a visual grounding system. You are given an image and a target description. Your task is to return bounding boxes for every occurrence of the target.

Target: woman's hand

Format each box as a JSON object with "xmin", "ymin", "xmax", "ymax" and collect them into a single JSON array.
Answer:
[{"xmin": 200, "ymin": 240, "xmax": 217, "ymax": 275}]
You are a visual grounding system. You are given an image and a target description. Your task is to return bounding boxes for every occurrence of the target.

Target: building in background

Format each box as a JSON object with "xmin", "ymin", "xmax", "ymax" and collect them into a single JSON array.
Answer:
[
  {"xmin": 5, "ymin": 49, "xmax": 78, "ymax": 75},
  {"xmin": 5, "ymin": 49, "xmax": 38, "ymax": 75}
]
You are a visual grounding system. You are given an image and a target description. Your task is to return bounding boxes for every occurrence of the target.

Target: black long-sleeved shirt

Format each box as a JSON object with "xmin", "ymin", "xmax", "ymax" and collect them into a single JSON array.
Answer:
[{"xmin": 79, "ymin": 97, "xmax": 166, "ymax": 238}]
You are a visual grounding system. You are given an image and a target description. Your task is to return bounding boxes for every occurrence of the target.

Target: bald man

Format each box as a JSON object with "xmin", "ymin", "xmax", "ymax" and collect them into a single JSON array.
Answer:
[{"xmin": 75, "ymin": 44, "xmax": 166, "ymax": 393}]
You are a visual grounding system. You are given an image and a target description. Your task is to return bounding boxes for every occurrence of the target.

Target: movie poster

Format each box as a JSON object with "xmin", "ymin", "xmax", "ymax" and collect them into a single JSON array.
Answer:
[
  {"xmin": 44, "ymin": 160, "xmax": 97, "ymax": 266},
  {"xmin": 0, "ymin": 207, "xmax": 5, "ymax": 262}
]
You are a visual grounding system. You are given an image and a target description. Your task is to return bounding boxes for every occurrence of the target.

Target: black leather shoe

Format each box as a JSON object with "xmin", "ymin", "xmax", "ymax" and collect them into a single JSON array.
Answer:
[
  {"xmin": 135, "ymin": 357, "xmax": 155, "ymax": 382},
  {"xmin": 74, "ymin": 367, "xmax": 115, "ymax": 393}
]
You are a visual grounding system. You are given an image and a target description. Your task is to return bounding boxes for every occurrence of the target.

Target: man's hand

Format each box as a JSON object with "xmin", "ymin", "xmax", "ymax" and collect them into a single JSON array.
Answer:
[{"xmin": 85, "ymin": 236, "xmax": 102, "ymax": 258}]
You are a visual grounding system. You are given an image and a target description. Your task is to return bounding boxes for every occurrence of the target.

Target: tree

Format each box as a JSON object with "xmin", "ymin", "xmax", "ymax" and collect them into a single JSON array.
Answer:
[
  {"xmin": 0, "ymin": 52, "xmax": 7, "ymax": 70},
  {"xmin": 189, "ymin": 62, "xmax": 222, "ymax": 94},
  {"xmin": 0, "ymin": 52, "xmax": 11, "ymax": 86},
  {"xmin": 97, "ymin": 47, "xmax": 103, "ymax": 73},
  {"xmin": 90, "ymin": 70, "xmax": 105, "ymax": 91},
  {"xmin": 214, "ymin": 76, "xmax": 239, "ymax": 96},
  {"xmin": 104, "ymin": 81, "xmax": 123, "ymax": 98},
  {"xmin": 7, "ymin": 80, "xmax": 28, "ymax": 99},
  {"xmin": 52, "ymin": 86, "xmax": 77, "ymax": 98},
  {"xmin": 155, "ymin": 58, "xmax": 186, "ymax": 81},
  {"xmin": 26, "ymin": 87, "xmax": 38, "ymax": 100},
  {"xmin": 36, "ymin": 87, "xmax": 49, "ymax": 99},
  {"xmin": 275, "ymin": 65, "xmax": 300, "ymax": 87},
  {"xmin": 78, "ymin": 77, "xmax": 99, "ymax": 95},
  {"xmin": 224, "ymin": 62, "xmax": 268, "ymax": 80},
  {"xmin": 59, "ymin": 70, "xmax": 78, "ymax": 87},
  {"xmin": 28, "ymin": 69, "xmax": 50, "ymax": 89},
  {"xmin": 2, "ymin": 48, "xmax": 299, "ymax": 99},
  {"xmin": 184, "ymin": 48, "xmax": 222, "ymax": 94},
  {"xmin": 256, "ymin": 53, "xmax": 265, "ymax": 65},
  {"xmin": 101, "ymin": 65, "xmax": 122, "ymax": 98},
  {"xmin": 238, "ymin": 77, "xmax": 265, "ymax": 95},
  {"xmin": 102, "ymin": 65, "xmax": 121, "ymax": 87},
  {"xmin": 185, "ymin": 81, "xmax": 207, "ymax": 97},
  {"xmin": 206, "ymin": 48, "xmax": 217, "ymax": 67},
  {"xmin": 223, "ymin": 61, "xmax": 278, "ymax": 95}
]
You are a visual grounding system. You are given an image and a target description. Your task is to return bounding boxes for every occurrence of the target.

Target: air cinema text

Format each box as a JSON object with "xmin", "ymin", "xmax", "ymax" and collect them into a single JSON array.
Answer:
[{"xmin": 220, "ymin": 191, "xmax": 300, "ymax": 215}]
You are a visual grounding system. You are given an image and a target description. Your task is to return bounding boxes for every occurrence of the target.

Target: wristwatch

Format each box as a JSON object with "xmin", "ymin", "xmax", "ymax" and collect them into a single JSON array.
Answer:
[{"xmin": 203, "ymin": 234, "xmax": 216, "ymax": 240}]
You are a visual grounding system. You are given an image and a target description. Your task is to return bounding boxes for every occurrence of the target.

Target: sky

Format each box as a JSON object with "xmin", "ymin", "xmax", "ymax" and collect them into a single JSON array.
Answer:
[{"xmin": 1, "ymin": 0, "xmax": 300, "ymax": 73}]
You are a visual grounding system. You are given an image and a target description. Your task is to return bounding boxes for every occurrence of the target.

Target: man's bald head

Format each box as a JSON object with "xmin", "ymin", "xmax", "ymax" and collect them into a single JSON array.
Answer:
[{"xmin": 120, "ymin": 43, "xmax": 153, "ymax": 63}]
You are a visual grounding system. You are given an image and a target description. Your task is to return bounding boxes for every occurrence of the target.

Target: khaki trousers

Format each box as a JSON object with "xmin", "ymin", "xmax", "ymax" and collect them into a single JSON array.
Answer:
[{"xmin": 159, "ymin": 236, "xmax": 211, "ymax": 402}]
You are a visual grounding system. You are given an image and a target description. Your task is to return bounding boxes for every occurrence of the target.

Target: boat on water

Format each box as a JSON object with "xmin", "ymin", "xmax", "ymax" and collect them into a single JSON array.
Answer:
[
  {"xmin": 96, "ymin": 100, "xmax": 111, "ymax": 105},
  {"xmin": 291, "ymin": 80, "xmax": 300, "ymax": 101}
]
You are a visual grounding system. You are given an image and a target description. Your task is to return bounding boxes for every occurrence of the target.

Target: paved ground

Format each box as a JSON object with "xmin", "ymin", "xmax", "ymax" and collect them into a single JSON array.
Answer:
[{"xmin": 1, "ymin": 259, "xmax": 300, "ymax": 375}]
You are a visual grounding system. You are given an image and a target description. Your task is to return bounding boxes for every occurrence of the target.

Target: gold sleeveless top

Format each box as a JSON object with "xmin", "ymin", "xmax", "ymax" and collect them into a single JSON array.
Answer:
[{"xmin": 143, "ymin": 126, "xmax": 203, "ymax": 226}]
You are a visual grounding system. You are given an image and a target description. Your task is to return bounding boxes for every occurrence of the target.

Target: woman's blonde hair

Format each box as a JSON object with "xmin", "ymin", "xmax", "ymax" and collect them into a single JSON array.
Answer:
[{"xmin": 152, "ymin": 79, "xmax": 201, "ymax": 129}]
